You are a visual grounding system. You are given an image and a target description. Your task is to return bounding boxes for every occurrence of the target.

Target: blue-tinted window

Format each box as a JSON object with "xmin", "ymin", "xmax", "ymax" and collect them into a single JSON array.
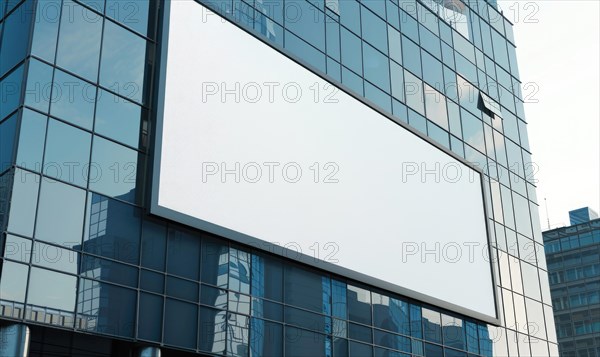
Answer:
[
  {"xmin": 251, "ymin": 319, "xmax": 283, "ymax": 357},
  {"xmin": 390, "ymin": 61, "xmax": 404, "ymax": 101},
  {"xmin": 43, "ymin": 119, "xmax": 91, "ymax": 187},
  {"xmin": 349, "ymin": 322, "xmax": 372, "ymax": 343},
  {"xmin": 285, "ymin": 326, "xmax": 330, "ymax": 357},
  {"xmin": 56, "ymin": 0, "xmax": 103, "ymax": 81},
  {"xmin": 199, "ymin": 306, "xmax": 226, "ymax": 353},
  {"xmin": 106, "ymin": 0, "xmax": 150, "ymax": 36},
  {"xmin": 0, "ymin": 113, "xmax": 17, "ymax": 170},
  {"xmin": 35, "ymin": 179, "xmax": 87, "ymax": 248},
  {"xmin": 0, "ymin": 1, "xmax": 34, "ymax": 76},
  {"xmin": 251, "ymin": 254, "xmax": 283, "ymax": 301},
  {"xmin": 373, "ymin": 329, "xmax": 411, "ymax": 352},
  {"xmin": 7, "ymin": 169, "xmax": 39, "ymax": 237},
  {"xmin": 338, "ymin": 0, "xmax": 360, "ymax": 34},
  {"xmin": 28, "ymin": 267, "xmax": 77, "ymax": 311},
  {"xmin": 350, "ymin": 341, "xmax": 373, "ymax": 356},
  {"xmin": 347, "ymin": 284, "xmax": 371, "ymax": 325},
  {"xmin": 422, "ymin": 308, "xmax": 442, "ymax": 343},
  {"xmin": 77, "ymin": 278, "xmax": 136, "ymax": 337},
  {"xmin": 166, "ymin": 228, "xmax": 201, "ymax": 280},
  {"xmin": 419, "ymin": 25, "xmax": 441, "ymax": 59},
  {"xmin": 465, "ymin": 321, "xmax": 479, "ymax": 353},
  {"xmin": 81, "ymin": 254, "xmax": 138, "ymax": 287},
  {"xmin": 83, "ymin": 193, "xmax": 141, "ymax": 264},
  {"xmin": 442, "ymin": 314, "xmax": 465, "ymax": 350},
  {"xmin": 342, "ymin": 66, "xmax": 363, "ymax": 96},
  {"xmin": 140, "ymin": 219, "xmax": 167, "ymax": 270},
  {"xmin": 164, "ymin": 298, "xmax": 198, "ymax": 348},
  {"xmin": 27, "ymin": 0, "xmax": 61, "ymax": 61},
  {"xmin": 89, "ymin": 136, "xmax": 139, "ymax": 202},
  {"xmin": 140, "ymin": 269, "xmax": 164, "ymax": 294},
  {"xmin": 256, "ymin": 0, "xmax": 283, "ymax": 24},
  {"xmin": 200, "ymin": 239, "xmax": 228, "ymax": 288},
  {"xmin": 284, "ymin": 30, "xmax": 326, "ymax": 73},
  {"xmin": 361, "ymin": 6, "xmax": 387, "ymax": 53},
  {"xmin": 399, "ymin": 9, "xmax": 419, "ymax": 42},
  {"xmin": 388, "ymin": 26, "xmax": 402, "ymax": 65},
  {"xmin": 24, "ymin": 59, "xmax": 53, "ymax": 113},
  {"xmin": 50, "ymin": 70, "xmax": 96, "ymax": 130},
  {"xmin": 401, "ymin": 36, "xmax": 421, "ymax": 76},
  {"xmin": 363, "ymin": 43, "xmax": 390, "ymax": 92},
  {"xmin": 410, "ymin": 304, "xmax": 422, "ymax": 338},
  {"xmin": 404, "ymin": 70, "xmax": 424, "ymax": 115},
  {"xmin": 424, "ymin": 85, "xmax": 448, "ymax": 130},
  {"xmin": 421, "ymin": 50, "xmax": 443, "ymax": 90},
  {"xmin": 285, "ymin": 0, "xmax": 325, "ymax": 51},
  {"xmin": 284, "ymin": 265, "xmax": 330, "ymax": 314},
  {"xmin": 0, "ymin": 65, "xmax": 24, "ymax": 120},
  {"xmin": 138, "ymin": 292, "xmax": 163, "ymax": 341},
  {"xmin": 341, "ymin": 27, "xmax": 362, "ymax": 75},
  {"xmin": 365, "ymin": 81, "xmax": 391, "ymax": 112},
  {"xmin": 95, "ymin": 89, "xmax": 142, "ymax": 148},
  {"xmin": 166, "ymin": 276, "xmax": 198, "ymax": 302},
  {"xmin": 326, "ymin": 20, "xmax": 340, "ymax": 61},
  {"xmin": 100, "ymin": 20, "xmax": 147, "ymax": 104}
]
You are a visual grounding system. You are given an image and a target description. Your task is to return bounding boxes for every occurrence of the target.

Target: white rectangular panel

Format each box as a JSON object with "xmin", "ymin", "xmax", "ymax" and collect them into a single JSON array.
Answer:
[{"xmin": 152, "ymin": 0, "xmax": 498, "ymax": 322}]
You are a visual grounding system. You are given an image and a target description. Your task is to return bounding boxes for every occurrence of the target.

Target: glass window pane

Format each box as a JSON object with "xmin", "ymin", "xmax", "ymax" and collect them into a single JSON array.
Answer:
[
  {"xmin": 372, "ymin": 293, "xmax": 410, "ymax": 335},
  {"xmin": 404, "ymin": 70, "xmax": 424, "ymax": 115},
  {"xmin": 56, "ymin": 0, "xmax": 102, "ymax": 81},
  {"xmin": 138, "ymin": 292, "xmax": 162, "ymax": 342},
  {"xmin": 8, "ymin": 168, "xmax": 40, "ymax": 237},
  {"xmin": 105, "ymin": 0, "xmax": 150, "ymax": 36},
  {"xmin": 0, "ymin": 260, "xmax": 28, "ymax": 303},
  {"xmin": 460, "ymin": 109, "xmax": 484, "ymax": 153},
  {"xmin": 284, "ymin": 30, "xmax": 326, "ymax": 73},
  {"xmin": 229, "ymin": 248, "xmax": 251, "ymax": 294},
  {"xmin": 0, "ymin": 1, "xmax": 34, "ymax": 76},
  {"xmin": 31, "ymin": 0, "xmax": 60, "ymax": 62},
  {"xmin": 421, "ymin": 50, "xmax": 443, "ymax": 89},
  {"xmin": 140, "ymin": 269, "xmax": 164, "ymax": 294},
  {"xmin": 341, "ymin": 27, "xmax": 362, "ymax": 75},
  {"xmin": 27, "ymin": 267, "xmax": 76, "ymax": 311},
  {"xmin": 251, "ymin": 254, "xmax": 283, "ymax": 302},
  {"xmin": 285, "ymin": 0, "xmax": 325, "ymax": 51},
  {"xmin": 3, "ymin": 235, "xmax": 32, "ymax": 263},
  {"xmin": 424, "ymin": 84, "xmax": 448, "ymax": 130},
  {"xmin": 0, "ymin": 113, "xmax": 17, "ymax": 171},
  {"xmin": 373, "ymin": 329, "xmax": 410, "ymax": 352},
  {"xmin": 422, "ymin": 308, "xmax": 442, "ymax": 343},
  {"xmin": 24, "ymin": 58, "xmax": 53, "ymax": 113},
  {"xmin": 100, "ymin": 20, "xmax": 147, "ymax": 104},
  {"xmin": 347, "ymin": 284, "xmax": 371, "ymax": 325},
  {"xmin": 363, "ymin": 42, "xmax": 390, "ymax": 92},
  {"xmin": 285, "ymin": 326, "xmax": 330, "ymax": 357},
  {"xmin": 17, "ymin": 109, "xmax": 47, "ymax": 172},
  {"xmin": 361, "ymin": 6, "xmax": 387, "ymax": 53},
  {"xmin": 89, "ymin": 136, "xmax": 139, "ymax": 202},
  {"xmin": 35, "ymin": 179, "xmax": 86, "ymax": 248},
  {"xmin": 284, "ymin": 265, "xmax": 329, "ymax": 314},
  {"xmin": 349, "ymin": 341, "xmax": 372, "ymax": 357},
  {"xmin": 166, "ymin": 276, "xmax": 198, "ymax": 302},
  {"xmin": 199, "ymin": 306, "xmax": 226, "ymax": 353},
  {"xmin": 140, "ymin": 218, "xmax": 167, "ymax": 270},
  {"xmin": 0, "ymin": 65, "xmax": 24, "ymax": 120},
  {"xmin": 95, "ymin": 88, "xmax": 142, "ymax": 148},
  {"xmin": 441, "ymin": 314, "xmax": 465, "ymax": 350},
  {"xmin": 77, "ymin": 278, "xmax": 136, "ymax": 337},
  {"xmin": 81, "ymin": 254, "xmax": 138, "ymax": 287},
  {"xmin": 200, "ymin": 284, "xmax": 227, "ymax": 309},
  {"xmin": 83, "ymin": 193, "xmax": 141, "ymax": 264},
  {"xmin": 250, "ymin": 319, "xmax": 283, "ymax": 357},
  {"xmin": 50, "ymin": 70, "xmax": 96, "ymax": 130},
  {"xmin": 43, "ymin": 119, "xmax": 91, "ymax": 187},
  {"xmin": 32, "ymin": 241, "xmax": 79, "ymax": 274},
  {"xmin": 201, "ymin": 239, "xmax": 229, "ymax": 288},
  {"xmin": 166, "ymin": 228, "xmax": 200, "ymax": 280},
  {"xmin": 402, "ymin": 36, "xmax": 421, "ymax": 76}
]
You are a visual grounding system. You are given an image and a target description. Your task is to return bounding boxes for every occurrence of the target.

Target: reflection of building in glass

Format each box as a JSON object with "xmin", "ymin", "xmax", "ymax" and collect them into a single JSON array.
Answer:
[
  {"xmin": 569, "ymin": 207, "xmax": 599, "ymax": 226},
  {"xmin": 544, "ymin": 209, "xmax": 600, "ymax": 357}
]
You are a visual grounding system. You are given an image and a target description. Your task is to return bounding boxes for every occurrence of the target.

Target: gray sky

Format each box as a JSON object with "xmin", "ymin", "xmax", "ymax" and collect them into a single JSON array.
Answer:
[{"xmin": 498, "ymin": 0, "xmax": 600, "ymax": 229}]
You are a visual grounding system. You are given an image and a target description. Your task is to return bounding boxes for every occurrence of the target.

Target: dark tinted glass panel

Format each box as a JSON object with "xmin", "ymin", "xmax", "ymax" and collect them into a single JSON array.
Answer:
[
  {"xmin": 363, "ymin": 42, "xmax": 390, "ymax": 92},
  {"xmin": 347, "ymin": 285, "xmax": 372, "ymax": 325},
  {"xmin": 285, "ymin": 0, "xmax": 324, "ymax": 51},
  {"xmin": 0, "ymin": 113, "xmax": 16, "ymax": 170},
  {"xmin": 441, "ymin": 314, "xmax": 465, "ymax": 350},
  {"xmin": 138, "ymin": 292, "xmax": 163, "ymax": 341},
  {"xmin": 95, "ymin": 89, "xmax": 142, "ymax": 148},
  {"xmin": 50, "ymin": 70, "xmax": 96, "ymax": 130},
  {"xmin": 422, "ymin": 308, "xmax": 442, "ymax": 343},
  {"xmin": 164, "ymin": 298, "xmax": 198, "ymax": 349},
  {"xmin": 284, "ymin": 30, "xmax": 326, "ymax": 73},
  {"xmin": 140, "ymin": 269, "xmax": 164, "ymax": 293},
  {"xmin": 83, "ymin": 193, "xmax": 141, "ymax": 264},
  {"xmin": 349, "ymin": 322, "xmax": 372, "ymax": 343},
  {"xmin": 166, "ymin": 228, "xmax": 200, "ymax": 280},
  {"xmin": 250, "ymin": 319, "xmax": 283, "ymax": 357},
  {"xmin": 80, "ymin": 255, "xmax": 138, "ymax": 287},
  {"xmin": 285, "ymin": 326, "xmax": 330, "ymax": 357},
  {"xmin": 201, "ymin": 239, "xmax": 228, "ymax": 287},
  {"xmin": 410, "ymin": 304, "xmax": 422, "ymax": 338},
  {"xmin": 166, "ymin": 276, "xmax": 198, "ymax": 302},
  {"xmin": 285, "ymin": 306, "xmax": 330, "ymax": 332},
  {"xmin": 251, "ymin": 254, "xmax": 283, "ymax": 301},
  {"xmin": 341, "ymin": 27, "xmax": 362, "ymax": 75},
  {"xmin": 140, "ymin": 219, "xmax": 167, "ymax": 270},
  {"xmin": 100, "ymin": 20, "xmax": 147, "ymax": 104},
  {"xmin": 56, "ymin": 0, "xmax": 102, "ymax": 81},
  {"xmin": 361, "ymin": 6, "xmax": 387, "ymax": 53},
  {"xmin": 31, "ymin": 0, "xmax": 60, "ymax": 62},
  {"xmin": 200, "ymin": 284, "xmax": 227, "ymax": 309},
  {"xmin": 229, "ymin": 248, "xmax": 251, "ymax": 294},
  {"xmin": 402, "ymin": 36, "xmax": 421, "ymax": 76},
  {"xmin": 0, "ymin": 65, "xmax": 24, "ymax": 120},
  {"xmin": 89, "ymin": 136, "xmax": 139, "ymax": 202},
  {"xmin": 373, "ymin": 294, "xmax": 410, "ymax": 335},
  {"xmin": 252, "ymin": 298, "xmax": 283, "ymax": 321},
  {"xmin": 374, "ymin": 329, "xmax": 411, "ymax": 352},
  {"xmin": 16, "ymin": 110, "xmax": 46, "ymax": 172},
  {"xmin": 106, "ymin": 0, "xmax": 150, "ymax": 35},
  {"xmin": 199, "ymin": 306, "xmax": 226, "ymax": 353},
  {"xmin": 28, "ymin": 267, "xmax": 76, "ymax": 311},
  {"xmin": 0, "ymin": 1, "xmax": 33, "ymax": 76},
  {"xmin": 284, "ymin": 265, "xmax": 329, "ymax": 313},
  {"xmin": 35, "ymin": 179, "xmax": 86, "ymax": 248},
  {"xmin": 424, "ymin": 342, "xmax": 443, "ymax": 356},
  {"xmin": 350, "ymin": 341, "xmax": 373, "ymax": 357}
]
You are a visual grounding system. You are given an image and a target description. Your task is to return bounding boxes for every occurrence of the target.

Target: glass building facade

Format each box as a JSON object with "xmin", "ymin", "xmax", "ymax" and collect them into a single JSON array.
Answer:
[
  {"xmin": 0, "ymin": 0, "xmax": 557, "ymax": 355},
  {"xmin": 544, "ymin": 215, "xmax": 600, "ymax": 357}
]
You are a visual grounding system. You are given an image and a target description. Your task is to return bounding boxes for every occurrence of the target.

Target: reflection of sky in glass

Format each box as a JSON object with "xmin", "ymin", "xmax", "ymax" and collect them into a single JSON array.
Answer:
[
  {"xmin": 27, "ymin": 267, "xmax": 77, "ymax": 312},
  {"xmin": 0, "ymin": 261, "xmax": 28, "ymax": 302},
  {"xmin": 56, "ymin": 0, "xmax": 102, "ymax": 82},
  {"xmin": 95, "ymin": 90, "xmax": 142, "ymax": 148},
  {"xmin": 50, "ymin": 70, "xmax": 96, "ymax": 130},
  {"xmin": 100, "ymin": 20, "xmax": 146, "ymax": 104},
  {"xmin": 90, "ymin": 136, "xmax": 138, "ymax": 201}
]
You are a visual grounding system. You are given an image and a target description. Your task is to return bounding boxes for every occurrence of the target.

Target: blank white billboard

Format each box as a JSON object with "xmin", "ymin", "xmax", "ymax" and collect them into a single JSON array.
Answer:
[{"xmin": 152, "ymin": 0, "xmax": 498, "ymax": 322}]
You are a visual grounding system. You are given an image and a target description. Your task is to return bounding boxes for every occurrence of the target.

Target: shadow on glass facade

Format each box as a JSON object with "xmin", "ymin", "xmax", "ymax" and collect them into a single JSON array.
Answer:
[{"xmin": 0, "ymin": 0, "xmax": 558, "ymax": 355}]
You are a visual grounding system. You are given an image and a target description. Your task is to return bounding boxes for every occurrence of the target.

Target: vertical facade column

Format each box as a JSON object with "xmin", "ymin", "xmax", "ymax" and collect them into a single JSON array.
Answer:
[
  {"xmin": 0, "ymin": 324, "xmax": 30, "ymax": 357},
  {"xmin": 138, "ymin": 346, "xmax": 161, "ymax": 357}
]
